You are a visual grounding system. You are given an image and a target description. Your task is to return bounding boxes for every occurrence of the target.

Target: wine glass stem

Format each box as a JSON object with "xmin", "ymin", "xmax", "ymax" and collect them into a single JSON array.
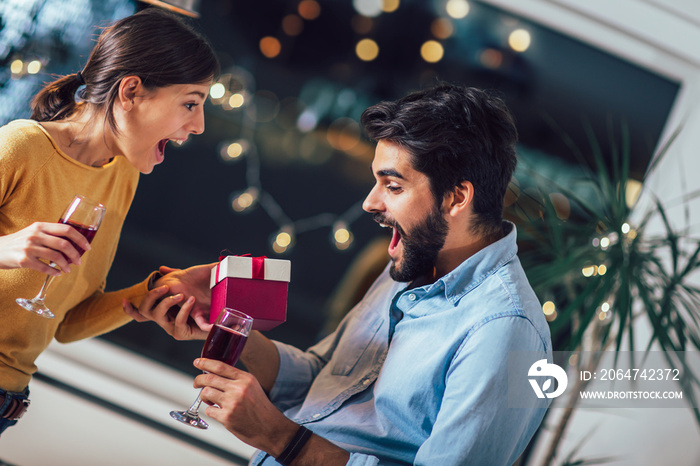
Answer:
[
  {"xmin": 32, "ymin": 274, "xmax": 56, "ymax": 304},
  {"xmin": 186, "ymin": 390, "xmax": 204, "ymax": 416}
]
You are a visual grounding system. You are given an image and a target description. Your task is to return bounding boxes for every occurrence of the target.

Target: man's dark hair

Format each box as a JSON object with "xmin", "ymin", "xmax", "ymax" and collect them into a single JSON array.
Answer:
[{"xmin": 361, "ymin": 83, "xmax": 518, "ymax": 237}]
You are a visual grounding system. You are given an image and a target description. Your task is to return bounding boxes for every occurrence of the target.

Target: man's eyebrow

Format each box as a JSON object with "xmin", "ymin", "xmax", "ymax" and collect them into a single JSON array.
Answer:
[{"xmin": 373, "ymin": 168, "xmax": 405, "ymax": 179}]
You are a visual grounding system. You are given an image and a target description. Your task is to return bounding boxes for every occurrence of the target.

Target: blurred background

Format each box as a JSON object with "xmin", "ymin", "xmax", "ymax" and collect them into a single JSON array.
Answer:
[
  {"xmin": 0, "ymin": 0, "xmax": 679, "ymax": 369},
  {"xmin": 1, "ymin": 0, "xmax": 698, "ymax": 465}
]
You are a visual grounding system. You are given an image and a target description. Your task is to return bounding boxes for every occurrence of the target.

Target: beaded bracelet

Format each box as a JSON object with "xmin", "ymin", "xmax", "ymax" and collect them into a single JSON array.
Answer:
[{"xmin": 276, "ymin": 425, "xmax": 312, "ymax": 466}]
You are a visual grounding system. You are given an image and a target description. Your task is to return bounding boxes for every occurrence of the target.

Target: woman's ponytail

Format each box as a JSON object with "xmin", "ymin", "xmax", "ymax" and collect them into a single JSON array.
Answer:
[
  {"xmin": 28, "ymin": 9, "xmax": 218, "ymax": 130},
  {"xmin": 30, "ymin": 73, "xmax": 83, "ymax": 122}
]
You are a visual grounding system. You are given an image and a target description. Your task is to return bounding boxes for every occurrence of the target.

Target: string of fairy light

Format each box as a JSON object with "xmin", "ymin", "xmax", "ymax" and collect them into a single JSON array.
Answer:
[
  {"xmin": 207, "ymin": 65, "xmax": 368, "ymax": 255},
  {"xmin": 205, "ymin": 0, "xmax": 536, "ymax": 256}
]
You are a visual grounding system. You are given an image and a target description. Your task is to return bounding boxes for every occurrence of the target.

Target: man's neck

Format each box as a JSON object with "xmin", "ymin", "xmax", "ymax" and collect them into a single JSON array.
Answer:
[{"xmin": 422, "ymin": 229, "xmax": 503, "ymax": 286}]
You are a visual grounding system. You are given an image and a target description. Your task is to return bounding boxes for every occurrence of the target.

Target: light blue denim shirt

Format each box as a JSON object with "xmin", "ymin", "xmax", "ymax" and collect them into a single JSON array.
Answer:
[{"xmin": 250, "ymin": 222, "xmax": 552, "ymax": 466}]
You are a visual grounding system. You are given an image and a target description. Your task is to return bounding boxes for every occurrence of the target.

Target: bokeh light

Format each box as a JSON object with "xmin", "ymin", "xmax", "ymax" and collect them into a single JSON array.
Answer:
[
  {"xmin": 271, "ymin": 228, "xmax": 295, "ymax": 254},
  {"xmin": 353, "ymin": 0, "xmax": 383, "ymax": 17},
  {"xmin": 210, "ymin": 82, "xmax": 226, "ymax": 100},
  {"xmin": 508, "ymin": 29, "xmax": 531, "ymax": 52},
  {"xmin": 230, "ymin": 188, "xmax": 259, "ymax": 213},
  {"xmin": 351, "ymin": 15, "xmax": 374, "ymax": 34},
  {"xmin": 431, "ymin": 18, "xmax": 454, "ymax": 39},
  {"xmin": 298, "ymin": 0, "xmax": 321, "ymax": 20},
  {"xmin": 480, "ymin": 48, "xmax": 503, "ymax": 69},
  {"xmin": 282, "ymin": 14, "xmax": 304, "ymax": 36},
  {"xmin": 542, "ymin": 301, "xmax": 556, "ymax": 316},
  {"xmin": 26, "ymin": 60, "xmax": 41, "ymax": 74},
  {"xmin": 446, "ymin": 0, "xmax": 470, "ymax": 19},
  {"xmin": 356, "ymin": 38, "xmax": 379, "ymax": 61},
  {"xmin": 260, "ymin": 36, "xmax": 282, "ymax": 58},
  {"xmin": 420, "ymin": 40, "xmax": 444, "ymax": 63},
  {"xmin": 332, "ymin": 222, "xmax": 354, "ymax": 250},
  {"xmin": 220, "ymin": 139, "xmax": 249, "ymax": 161},
  {"xmin": 229, "ymin": 93, "xmax": 245, "ymax": 108},
  {"xmin": 382, "ymin": 0, "xmax": 400, "ymax": 13}
]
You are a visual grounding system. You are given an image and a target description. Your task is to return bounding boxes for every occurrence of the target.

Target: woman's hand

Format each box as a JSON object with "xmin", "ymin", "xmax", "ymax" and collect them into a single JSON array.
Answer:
[
  {"xmin": 123, "ymin": 285, "xmax": 211, "ymax": 340},
  {"xmin": 122, "ymin": 262, "xmax": 217, "ymax": 340},
  {"xmin": 0, "ymin": 222, "xmax": 91, "ymax": 275}
]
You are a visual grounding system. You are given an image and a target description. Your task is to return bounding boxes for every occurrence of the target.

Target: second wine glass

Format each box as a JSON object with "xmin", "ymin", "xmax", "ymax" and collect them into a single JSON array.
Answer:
[
  {"xmin": 170, "ymin": 308, "xmax": 254, "ymax": 429},
  {"xmin": 16, "ymin": 194, "xmax": 105, "ymax": 319}
]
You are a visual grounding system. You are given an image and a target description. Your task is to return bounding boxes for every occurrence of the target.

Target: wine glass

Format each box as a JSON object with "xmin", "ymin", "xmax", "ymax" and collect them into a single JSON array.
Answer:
[
  {"xmin": 170, "ymin": 308, "xmax": 254, "ymax": 429},
  {"xmin": 16, "ymin": 195, "xmax": 106, "ymax": 319}
]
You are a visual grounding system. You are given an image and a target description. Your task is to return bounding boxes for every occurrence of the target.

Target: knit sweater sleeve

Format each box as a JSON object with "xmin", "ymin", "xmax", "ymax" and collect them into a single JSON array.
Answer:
[{"xmin": 54, "ymin": 273, "xmax": 157, "ymax": 343}]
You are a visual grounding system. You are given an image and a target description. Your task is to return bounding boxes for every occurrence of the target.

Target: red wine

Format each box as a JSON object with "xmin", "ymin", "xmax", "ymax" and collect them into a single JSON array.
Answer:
[
  {"xmin": 202, "ymin": 324, "xmax": 248, "ymax": 366},
  {"xmin": 59, "ymin": 219, "xmax": 98, "ymax": 257}
]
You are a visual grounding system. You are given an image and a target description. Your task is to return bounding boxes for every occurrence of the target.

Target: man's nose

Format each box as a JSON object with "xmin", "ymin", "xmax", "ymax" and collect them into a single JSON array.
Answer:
[{"xmin": 362, "ymin": 185, "xmax": 382, "ymax": 213}]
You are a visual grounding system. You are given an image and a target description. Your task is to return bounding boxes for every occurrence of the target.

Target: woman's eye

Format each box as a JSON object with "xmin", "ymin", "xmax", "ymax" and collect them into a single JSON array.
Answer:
[{"xmin": 185, "ymin": 103, "xmax": 198, "ymax": 111}]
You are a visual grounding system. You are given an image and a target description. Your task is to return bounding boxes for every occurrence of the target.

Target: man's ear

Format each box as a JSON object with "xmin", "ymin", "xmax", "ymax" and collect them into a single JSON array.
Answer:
[
  {"xmin": 117, "ymin": 75, "xmax": 144, "ymax": 111},
  {"xmin": 445, "ymin": 181, "xmax": 474, "ymax": 217}
]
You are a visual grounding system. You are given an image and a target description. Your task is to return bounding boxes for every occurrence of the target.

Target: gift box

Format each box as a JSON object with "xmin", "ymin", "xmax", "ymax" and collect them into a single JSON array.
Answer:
[{"xmin": 210, "ymin": 255, "xmax": 291, "ymax": 330}]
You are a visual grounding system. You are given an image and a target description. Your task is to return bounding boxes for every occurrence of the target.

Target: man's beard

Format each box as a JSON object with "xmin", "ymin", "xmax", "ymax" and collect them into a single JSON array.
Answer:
[{"xmin": 374, "ymin": 207, "xmax": 449, "ymax": 283}]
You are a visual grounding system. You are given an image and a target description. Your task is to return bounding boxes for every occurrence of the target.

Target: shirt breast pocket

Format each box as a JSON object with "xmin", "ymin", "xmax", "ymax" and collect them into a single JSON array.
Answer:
[{"xmin": 330, "ymin": 312, "xmax": 384, "ymax": 376}]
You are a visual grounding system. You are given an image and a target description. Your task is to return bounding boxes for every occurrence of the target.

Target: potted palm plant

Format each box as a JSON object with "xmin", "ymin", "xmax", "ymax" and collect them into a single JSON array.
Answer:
[{"xmin": 506, "ymin": 122, "xmax": 700, "ymax": 465}]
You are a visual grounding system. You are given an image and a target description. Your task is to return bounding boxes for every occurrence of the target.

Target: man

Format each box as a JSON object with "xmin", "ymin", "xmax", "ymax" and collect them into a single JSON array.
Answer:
[{"xmin": 127, "ymin": 83, "xmax": 552, "ymax": 465}]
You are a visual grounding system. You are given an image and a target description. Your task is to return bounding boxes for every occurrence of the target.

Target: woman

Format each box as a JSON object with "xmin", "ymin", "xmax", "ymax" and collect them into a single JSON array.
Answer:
[{"xmin": 0, "ymin": 7, "xmax": 219, "ymax": 435}]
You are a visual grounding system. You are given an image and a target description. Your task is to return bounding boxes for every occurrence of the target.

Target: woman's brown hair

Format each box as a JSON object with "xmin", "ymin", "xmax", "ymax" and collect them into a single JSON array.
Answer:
[{"xmin": 30, "ymin": 7, "xmax": 220, "ymax": 132}]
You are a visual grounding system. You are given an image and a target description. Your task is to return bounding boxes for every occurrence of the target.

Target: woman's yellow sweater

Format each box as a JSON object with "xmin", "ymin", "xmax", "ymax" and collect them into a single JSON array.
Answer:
[{"xmin": 0, "ymin": 120, "xmax": 151, "ymax": 392}]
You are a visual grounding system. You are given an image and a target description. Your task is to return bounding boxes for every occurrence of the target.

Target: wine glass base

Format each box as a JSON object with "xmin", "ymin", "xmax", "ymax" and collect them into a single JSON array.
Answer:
[
  {"xmin": 170, "ymin": 410, "xmax": 209, "ymax": 429},
  {"xmin": 16, "ymin": 298, "xmax": 55, "ymax": 319}
]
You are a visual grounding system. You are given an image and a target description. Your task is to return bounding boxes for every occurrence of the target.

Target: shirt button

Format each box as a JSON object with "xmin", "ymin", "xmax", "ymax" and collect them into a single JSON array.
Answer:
[
  {"xmin": 408, "ymin": 293, "xmax": 416, "ymax": 301},
  {"xmin": 362, "ymin": 379, "xmax": 370, "ymax": 385},
  {"xmin": 312, "ymin": 413, "xmax": 321, "ymax": 419}
]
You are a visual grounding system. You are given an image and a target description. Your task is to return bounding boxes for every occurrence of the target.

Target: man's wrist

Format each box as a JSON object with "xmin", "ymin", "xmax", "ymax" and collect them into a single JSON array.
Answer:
[{"xmin": 275, "ymin": 425, "xmax": 313, "ymax": 466}]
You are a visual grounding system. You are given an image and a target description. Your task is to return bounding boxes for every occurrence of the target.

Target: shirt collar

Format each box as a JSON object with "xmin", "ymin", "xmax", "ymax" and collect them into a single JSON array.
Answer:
[{"xmin": 432, "ymin": 221, "xmax": 518, "ymax": 305}]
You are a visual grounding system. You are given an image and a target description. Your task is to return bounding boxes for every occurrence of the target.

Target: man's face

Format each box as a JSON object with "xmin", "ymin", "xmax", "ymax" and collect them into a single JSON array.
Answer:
[{"xmin": 363, "ymin": 140, "xmax": 449, "ymax": 282}]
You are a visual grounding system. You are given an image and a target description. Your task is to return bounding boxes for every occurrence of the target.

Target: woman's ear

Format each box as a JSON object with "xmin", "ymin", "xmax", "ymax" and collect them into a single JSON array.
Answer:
[
  {"xmin": 445, "ymin": 181, "xmax": 474, "ymax": 217},
  {"xmin": 117, "ymin": 75, "xmax": 143, "ymax": 111}
]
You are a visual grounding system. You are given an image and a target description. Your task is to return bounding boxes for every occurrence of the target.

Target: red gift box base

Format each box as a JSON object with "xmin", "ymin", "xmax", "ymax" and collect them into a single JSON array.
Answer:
[{"xmin": 210, "ymin": 277, "xmax": 288, "ymax": 331}]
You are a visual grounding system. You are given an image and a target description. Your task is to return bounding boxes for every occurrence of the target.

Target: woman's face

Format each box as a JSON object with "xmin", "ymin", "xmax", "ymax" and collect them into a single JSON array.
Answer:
[{"xmin": 114, "ymin": 82, "xmax": 211, "ymax": 174}]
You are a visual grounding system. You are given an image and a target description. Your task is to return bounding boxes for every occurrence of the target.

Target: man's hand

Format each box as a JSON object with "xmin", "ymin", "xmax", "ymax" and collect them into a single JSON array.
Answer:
[
  {"xmin": 194, "ymin": 358, "xmax": 351, "ymax": 464},
  {"xmin": 194, "ymin": 358, "xmax": 298, "ymax": 455}
]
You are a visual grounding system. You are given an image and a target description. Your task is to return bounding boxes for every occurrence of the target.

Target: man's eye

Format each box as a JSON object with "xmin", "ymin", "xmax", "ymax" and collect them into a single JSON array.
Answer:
[{"xmin": 387, "ymin": 185, "xmax": 401, "ymax": 192}]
